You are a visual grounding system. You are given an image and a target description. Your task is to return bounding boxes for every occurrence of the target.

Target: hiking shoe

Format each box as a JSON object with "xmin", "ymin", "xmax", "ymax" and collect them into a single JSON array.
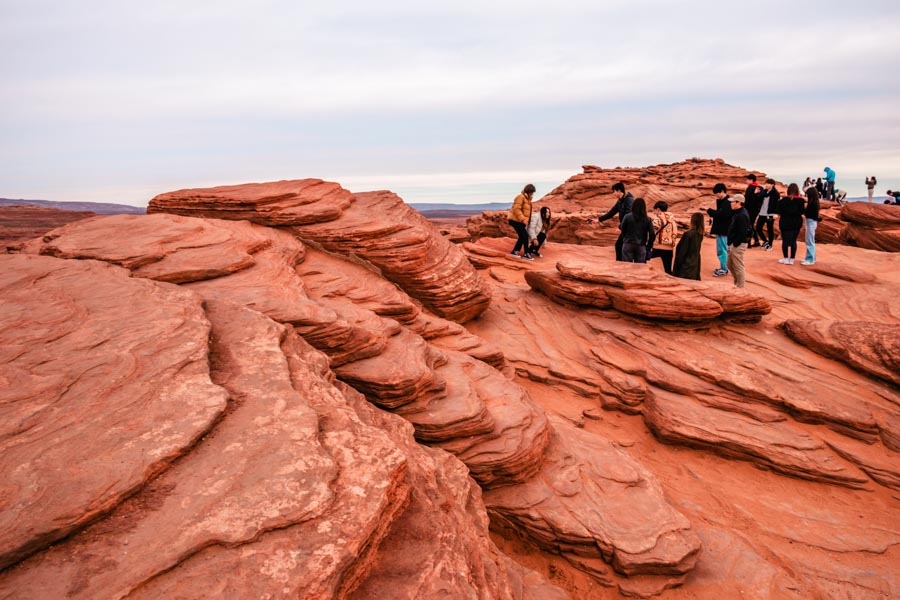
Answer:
[
  {"xmin": 788, "ymin": 258, "xmax": 795, "ymax": 265},
  {"xmin": 532, "ymin": 251, "xmax": 542, "ymax": 258},
  {"xmin": 509, "ymin": 252, "xmax": 520, "ymax": 259},
  {"xmin": 523, "ymin": 254, "xmax": 534, "ymax": 261},
  {"xmin": 764, "ymin": 243, "xmax": 773, "ymax": 251},
  {"xmin": 713, "ymin": 268, "xmax": 728, "ymax": 276},
  {"xmin": 778, "ymin": 258, "xmax": 788, "ymax": 264},
  {"xmin": 800, "ymin": 260, "xmax": 814, "ymax": 265}
]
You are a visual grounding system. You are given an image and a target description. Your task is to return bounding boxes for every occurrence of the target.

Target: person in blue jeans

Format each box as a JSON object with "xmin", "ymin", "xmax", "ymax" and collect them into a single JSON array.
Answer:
[
  {"xmin": 706, "ymin": 183, "xmax": 733, "ymax": 276},
  {"xmin": 802, "ymin": 187, "xmax": 821, "ymax": 265}
]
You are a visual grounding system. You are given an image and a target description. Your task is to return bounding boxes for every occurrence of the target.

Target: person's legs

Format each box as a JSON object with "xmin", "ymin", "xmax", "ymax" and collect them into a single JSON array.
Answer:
[
  {"xmin": 755, "ymin": 216, "xmax": 769, "ymax": 246},
  {"xmin": 803, "ymin": 219, "xmax": 817, "ymax": 263},
  {"xmin": 826, "ymin": 181, "xmax": 835, "ymax": 200},
  {"xmin": 615, "ymin": 234, "xmax": 624, "ymax": 262},
  {"xmin": 766, "ymin": 217, "xmax": 775, "ymax": 249},
  {"xmin": 622, "ymin": 242, "xmax": 636, "ymax": 263},
  {"xmin": 868, "ymin": 189, "xmax": 874, "ymax": 203},
  {"xmin": 787, "ymin": 230, "xmax": 798, "ymax": 259},
  {"xmin": 635, "ymin": 244, "xmax": 647, "ymax": 264},
  {"xmin": 728, "ymin": 243, "xmax": 747, "ymax": 287},
  {"xmin": 657, "ymin": 249, "xmax": 673, "ymax": 274},
  {"xmin": 748, "ymin": 213, "xmax": 760, "ymax": 246},
  {"xmin": 509, "ymin": 220, "xmax": 529, "ymax": 254},
  {"xmin": 533, "ymin": 232, "xmax": 546, "ymax": 256},
  {"xmin": 715, "ymin": 235, "xmax": 729, "ymax": 270}
]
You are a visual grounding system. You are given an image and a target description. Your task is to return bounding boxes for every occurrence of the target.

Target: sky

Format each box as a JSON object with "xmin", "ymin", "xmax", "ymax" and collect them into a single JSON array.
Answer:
[{"xmin": 2, "ymin": 0, "xmax": 899, "ymax": 207}]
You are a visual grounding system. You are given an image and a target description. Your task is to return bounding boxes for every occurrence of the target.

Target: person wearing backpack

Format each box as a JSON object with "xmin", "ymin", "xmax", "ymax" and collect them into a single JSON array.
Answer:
[{"xmin": 650, "ymin": 201, "xmax": 677, "ymax": 274}]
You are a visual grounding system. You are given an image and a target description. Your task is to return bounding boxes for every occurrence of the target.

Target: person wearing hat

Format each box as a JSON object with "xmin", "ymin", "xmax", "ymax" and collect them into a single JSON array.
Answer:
[{"xmin": 725, "ymin": 194, "xmax": 751, "ymax": 288}]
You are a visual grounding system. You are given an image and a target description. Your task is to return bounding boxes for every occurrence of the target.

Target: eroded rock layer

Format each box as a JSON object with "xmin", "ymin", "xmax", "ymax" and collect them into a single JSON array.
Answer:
[{"xmin": 148, "ymin": 180, "xmax": 491, "ymax": 322}]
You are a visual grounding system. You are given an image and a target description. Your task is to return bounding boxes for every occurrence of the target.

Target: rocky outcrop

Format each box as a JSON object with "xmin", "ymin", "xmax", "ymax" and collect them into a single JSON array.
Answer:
[
  {"xmin": 520, "ymin": 254, "xmax": 772, "ymax": 322},
  {"xmin": 465, "ymin": 158, "xmax": 777, "ymax": 245},
  {"xmin": 0, "ymin": 205, "xmax": 94, "ymax": 251},
  {"xmin": 781, "ymin": 319, "xmax": 900, "ymax": 387},
  {"xmin": 0, "ymin": 254, "xmax": 561, "ymax": 599},
  {"xmin": 12, "ymin": 212, "xmax": 701, "ymax": 594},
  {"xmin": 838, "ymin": 202, "xmax": 900, "ymax": 252},
  {"xmin": 148, "ymin": 180, "xmax": 491, "ymax": 322}
]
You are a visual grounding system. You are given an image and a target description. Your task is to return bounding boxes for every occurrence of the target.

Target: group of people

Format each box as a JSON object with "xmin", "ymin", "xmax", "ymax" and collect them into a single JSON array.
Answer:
[
  {"xmin": 802, "ymin": 167, "xmax": 840, "ymax": 202},
  {"xmin": 507, "ymin": 184, "xmax": 554, "ymax": 260},
  {"xmin": 507, "ymin": 174, "xmax": 828, "ymax": 290}
]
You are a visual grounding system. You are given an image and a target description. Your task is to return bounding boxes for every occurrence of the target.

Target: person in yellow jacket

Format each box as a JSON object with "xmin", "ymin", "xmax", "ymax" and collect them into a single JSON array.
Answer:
[{"xmin": 508, "ymin": 183, "xmax": 535, "ymax": 260}]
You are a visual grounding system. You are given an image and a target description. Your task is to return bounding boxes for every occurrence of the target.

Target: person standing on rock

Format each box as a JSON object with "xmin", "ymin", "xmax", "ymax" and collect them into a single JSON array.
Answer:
[
  {"xmin": 527, "ymin": 206, "xmax": 554, "ymax": 258},
  {"xmin": 650, "ymin": 201, "xmax": 677, "ymax": 274},
  {"xmin": 801, "ymin": 187, "xmax": 821, "ymax": 265},
  {"xmin": 508, "ymin": 184, "xmax": 535, "ymax": 260},
  {"xmin": 777, "ymin": 183, "xmax": 805, "ymax": 265},
  {"xmin": 823, "ymin": 167, "xmax": 836, "ymax": 200},
  {"xmin": 865, "ymin": 176, "xmax": 877, "ymax": 202},
  {"xmin": 756, "ymin": 178, "xmax": 779, "ymax": 251},
  {"xmin": 620, "ymin": 197, "xmax": 655, "ymax": 263},
  {"xmin": 743, "ymin": 174, "xmax": 765, "ymax": 248},
  {"xmin": 673, "ymin": 212, "xmax": 705, "ymax": 280},
  {"xmin": 725, "ymin": 195, "xmax": 751, "ymax": 288},
  {"xmin": 596, "ymin": 182, "xmax": 634, "ymax": 261},
  {"xmin": 706, "ymin": 183, "xmax": 733, "ymax": 277}
]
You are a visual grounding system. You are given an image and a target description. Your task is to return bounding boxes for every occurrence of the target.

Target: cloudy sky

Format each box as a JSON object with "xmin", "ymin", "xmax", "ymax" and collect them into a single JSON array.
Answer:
[{"xmin": 2, "ymin": 0, "xmax": 899, "ymax": 206}]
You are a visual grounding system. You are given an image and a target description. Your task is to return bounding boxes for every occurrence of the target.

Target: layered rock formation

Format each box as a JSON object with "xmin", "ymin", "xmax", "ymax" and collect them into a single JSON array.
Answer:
[
  {"xmin": 147, "ymin": 180, "xmax": 491, "ymax": 322},
  {"xmin": 8, "ymin": 209, "xmax": 701, "ymax": 597},
  {"xmin": 4, "ymin": 170, "xmax": 899, "ymax": 599},
  {"xmin": 465, "ymin": 158, "xmax": 774, "ymax": 245},
  {"xmin": 0, "ymin": 250, "xmax": 561, "ymax": 599},
  {"xmin": 0, "ymin": 205, "xmax": 94, "ymax": 251}
]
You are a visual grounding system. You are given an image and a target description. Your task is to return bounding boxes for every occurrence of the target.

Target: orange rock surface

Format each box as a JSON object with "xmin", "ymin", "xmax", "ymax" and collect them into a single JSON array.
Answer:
[
  {"xmin": 2, "ymin": 170, "xmax": 898, "ymax": 599},
  {"xmin": 0, "ymin": 205, "xmax": 94, "ymax": 250}
]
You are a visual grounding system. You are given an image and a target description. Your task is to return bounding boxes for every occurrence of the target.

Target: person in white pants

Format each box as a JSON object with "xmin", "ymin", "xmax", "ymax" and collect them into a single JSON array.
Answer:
[{"xmin": 866, "ymin": 176, "xmax": 877, "ymax": 202}]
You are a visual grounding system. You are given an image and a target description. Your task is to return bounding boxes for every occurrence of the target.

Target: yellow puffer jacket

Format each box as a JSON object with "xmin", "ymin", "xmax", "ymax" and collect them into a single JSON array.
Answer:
[{"xmin": 508, "ymin": 193, "xmax": 532, "ymax": 224}]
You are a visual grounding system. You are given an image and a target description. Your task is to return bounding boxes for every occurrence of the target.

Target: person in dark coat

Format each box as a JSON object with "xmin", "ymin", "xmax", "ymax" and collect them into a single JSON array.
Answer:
[
  {"xmin": 756, "ymin": 178, "xmax": 779, "ymax": 251},
  {"xmin": 673, "ymin": 212, "xmax": 705, "ymax": 280},
  {"xmin": 596, "ymin": 182, "xmax": 634, "ymax": 261},
  {"xmin": 726, "ymin": 194, "xmax": 751, "ymax": 288},
  {"xmin": 706, "ymin": 183, "xmax": 732, "ymax": 276},
  {"xmin": 620, "ymin": 197, "xmax": 655, "ymax": 263},
  {"xmin": 743, "ymin": 174, "xmax": 765, "ymax": 247},
  {"xmin": 777, "ymin": 183, "xmax": 806, "ymax": 265}
]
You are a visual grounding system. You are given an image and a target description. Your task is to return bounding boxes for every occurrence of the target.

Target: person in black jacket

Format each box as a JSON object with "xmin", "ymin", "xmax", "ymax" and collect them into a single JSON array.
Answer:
[
  {"xmin": 620, "ymin": 197, "xmax": 655, "ymax": 263},
  {"xmin": 706, "ymin": 183, "xmax": 733, "ymax": 276},
  {"xmin": 743, "ymin": 174, "xmax": 765, "ymax": 248},
  {"xmin": 596, "ymin": 182, "xmax": 634, "ymax": 261},
  {"xmin": 756, "ymin": 178, "xmax": 779, "ymax": 251},
  {"xmin": 801, "ymin": 187, "xmax": 821, "ymax": 265},
  {"xmin": 777, "ymin": 183, "xmax": 806, "ymax": 265},
  {"xmin": 725, "ymin": 194, "xmax": 751, "ymax": 288}
]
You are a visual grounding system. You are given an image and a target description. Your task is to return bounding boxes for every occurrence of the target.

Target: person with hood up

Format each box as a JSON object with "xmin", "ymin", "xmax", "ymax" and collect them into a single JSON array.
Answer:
[
  {"xmin": 726, "ymin": 194, "xmax": 752, "ymax": 288},
  {"xmin": 595, "ymin": 182, "xmax": 634, "ymax": 261},
  {"xmin": 508, "ymin": 184, "xmax": 535, "ymax": 260},
  {"xmin": 706, "ymin": 183, "xmax": 733, "ymax": 277},
  {"xmin": 526, "ymin": 205, "xmax": 554, "ymax": 258},
  {"xmin": 823, "ymin": 167, "xmax": 836, "ymax": 200}
]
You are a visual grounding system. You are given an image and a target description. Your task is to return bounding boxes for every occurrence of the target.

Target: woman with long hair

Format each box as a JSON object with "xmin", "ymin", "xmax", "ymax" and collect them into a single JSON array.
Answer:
[
  {"xmin": 507, "ymin": 184, "xmax": 535, "ymax": 260},
  {"xmin": 620, "ymin": 197, "xmax": 655, "ymax": 263},
  {"xmin": 673, "ymin": 212, "xmax": 706, "ymax": 280},
  {"xmin": 801, "ymin": 187, "xmax": 821, "ymax": 265},
  {"xmin": 778, "ymin": 183, "xmax": 805, "ymax": 265},
  {"xmin": 527, "ymin": 205, "xmax": 554, "ymax": 257}
]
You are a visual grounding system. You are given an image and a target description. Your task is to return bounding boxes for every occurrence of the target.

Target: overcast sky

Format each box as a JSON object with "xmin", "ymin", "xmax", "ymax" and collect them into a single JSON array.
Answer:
[{"xmin": 2, "ymin": 0, "xmax": 899, "ymax": 206}]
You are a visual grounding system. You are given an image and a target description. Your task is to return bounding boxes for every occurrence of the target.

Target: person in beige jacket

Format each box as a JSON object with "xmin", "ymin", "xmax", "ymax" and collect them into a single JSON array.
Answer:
[{"xmin": 508, "ymin": 184, "xmax": 535, "ymax": 260}]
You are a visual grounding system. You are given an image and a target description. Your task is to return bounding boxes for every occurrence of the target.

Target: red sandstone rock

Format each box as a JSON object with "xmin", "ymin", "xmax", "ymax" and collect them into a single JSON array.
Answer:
[
  {"xmin": 0, "ymin": 205, "xmax": 94, "ymax": 250},
  {"xmin": 781, "ymin": 319, "xmax": 900, "ymax": 387},
  {"xmin": 0, "ymin": 254, "xmax": 227, "ymax": 571},
  {"xmin": 149, "ymin": 180, "xmax": 491, "ymax": 322}
]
